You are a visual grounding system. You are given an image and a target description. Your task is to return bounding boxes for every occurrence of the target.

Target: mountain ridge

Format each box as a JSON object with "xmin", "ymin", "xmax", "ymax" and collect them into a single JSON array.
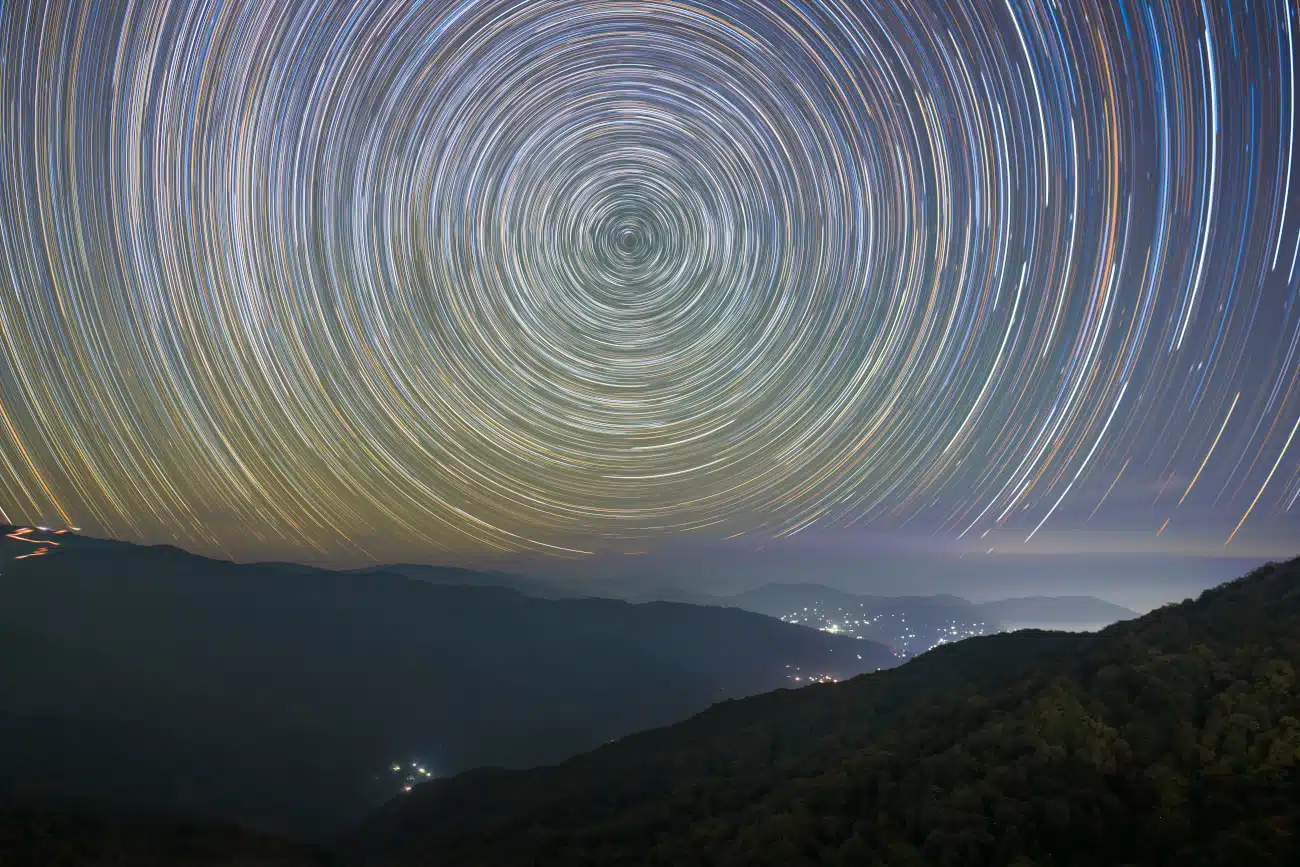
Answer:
[
  {"xmin": 351, "ymin": 555, "xmax": 1300, "ymax": 867},
  {"xmin": 0, "ymin": 527, "xmax": 893, "ymax": 840}
]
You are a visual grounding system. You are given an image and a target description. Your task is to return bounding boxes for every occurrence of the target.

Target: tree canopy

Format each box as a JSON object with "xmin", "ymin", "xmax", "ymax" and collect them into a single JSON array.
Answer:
[{"xmin": 355, "ymin": 557, "xmax": 1300, "ymax": 867}]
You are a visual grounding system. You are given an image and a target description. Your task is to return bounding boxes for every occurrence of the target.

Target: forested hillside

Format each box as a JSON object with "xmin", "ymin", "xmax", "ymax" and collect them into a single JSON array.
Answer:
[
  {"xmin": 0, "ymin": 528, "xmax": 890, "ymax": 839},
  {"xmin": 355, "ymin": 557, "xmax": 1300, "ymax": 867}
]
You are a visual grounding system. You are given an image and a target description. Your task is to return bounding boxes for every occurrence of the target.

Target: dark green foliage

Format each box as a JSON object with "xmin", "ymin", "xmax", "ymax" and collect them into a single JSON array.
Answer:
[
  {"xmin": 0, "ymin": 529, "xmax": 891, "ymax": 839},
  {"xmin": 353, "ymin": 557, "xmax": 1300, "ymax": 867},
  {"xmin": 0, "ymin": 805, "xmax": 329, "ymax": 866}
]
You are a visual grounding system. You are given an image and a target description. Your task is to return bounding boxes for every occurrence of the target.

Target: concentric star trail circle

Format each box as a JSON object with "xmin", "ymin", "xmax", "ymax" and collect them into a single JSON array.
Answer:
[{"xmin": 0, "ymin": 0, "xmax": 1298, "ymax": 557}]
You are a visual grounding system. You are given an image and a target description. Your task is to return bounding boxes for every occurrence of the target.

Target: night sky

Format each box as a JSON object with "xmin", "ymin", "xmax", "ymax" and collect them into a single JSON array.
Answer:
[{"xmin": 0, "ymin": 0, "xmax": 1297, "ymax": 568}]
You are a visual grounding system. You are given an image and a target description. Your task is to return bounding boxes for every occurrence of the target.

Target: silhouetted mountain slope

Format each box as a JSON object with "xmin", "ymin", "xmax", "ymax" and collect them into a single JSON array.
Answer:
[
  {"xmin": 0, "ymin": 804, "xmax": 329, "ymax": 866},
  {"xmin": 0, "ymin": 528, "xmax": 892, "ymax": 841},
  {"xmin": 349, "ymin": 563, "xmax": 575, "ymax": 598},
  {"xmin": 353, "ymin": 556, "xmax": 1300, "ymax": 867},
  {"xmin": 975, "ymin": 595, "xmax": 1138, "ymax": 627},
  {"xmin": 291, "ymin": 562, "xmax": 1138, "ymax": 652}
]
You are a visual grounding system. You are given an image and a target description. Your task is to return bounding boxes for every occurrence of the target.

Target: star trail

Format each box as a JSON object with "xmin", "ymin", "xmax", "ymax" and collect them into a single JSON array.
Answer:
[{"xmin": 0, "ymin": 0, "xmax": 1297, "ymax": 560}]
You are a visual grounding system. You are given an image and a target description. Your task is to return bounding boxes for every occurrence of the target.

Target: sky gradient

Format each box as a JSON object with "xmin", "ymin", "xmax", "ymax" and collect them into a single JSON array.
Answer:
[{"xmin": 0, "ymin": 0, "xmax": 1297, "ymax": 565}]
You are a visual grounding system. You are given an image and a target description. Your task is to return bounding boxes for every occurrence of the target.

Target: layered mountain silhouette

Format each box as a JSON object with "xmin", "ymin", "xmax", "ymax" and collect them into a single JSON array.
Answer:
[
  {"xmin": 976, "ymin": 595, "xmax": 1139, "ymax": 628},
  {"xmin": 344, "ymin": 561, "xmax": 1137, "ymax": 656},
  {"xmin": 725, "ymin": 584, "xmax": 999, "ymax": 655},
  {"xmin": 3, "ymin": 526, "xmax": 1287, "ymax": 866},
  {"xmin": 727, "ymin": 584, "xmax": 1136, "ymax": 652},
  {"xmin": 0, "ymin": 527, "xmax": 893, "ymax": 840},
  {"xmin": 461, "ymin": 576, "xmax": 1135, "ymax": 656},
  {"xmin": 0, "ymin": 805, "xmax": 330, "ymax": 867},
  {"xmin": 352, "ymin": 556, "xmax": 1300, "ymax": 867}
]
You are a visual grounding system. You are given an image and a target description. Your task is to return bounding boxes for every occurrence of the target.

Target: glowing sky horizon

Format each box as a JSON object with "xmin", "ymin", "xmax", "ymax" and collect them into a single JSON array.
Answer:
[{"xmin": 1, "ymin": 0, "xmax": 1298, "ymax": 562}]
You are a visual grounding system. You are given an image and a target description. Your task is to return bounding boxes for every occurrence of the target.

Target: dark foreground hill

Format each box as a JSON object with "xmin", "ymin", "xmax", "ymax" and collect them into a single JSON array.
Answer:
[
  {"xmin": 0, "ymin": 805, "xmax": 329, "ymax": 867},
  {"xmin": 352, "ymin": 556, "xmax": 1300, "ymax": 867},
  {"xmin": 0, "ymin": 527, "xmax": 892, "ymax": 840}
]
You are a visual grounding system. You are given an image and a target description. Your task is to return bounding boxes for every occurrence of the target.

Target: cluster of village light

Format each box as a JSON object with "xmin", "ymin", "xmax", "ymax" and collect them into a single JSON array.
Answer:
[
  {"xmin": 779, "ymin": 602, "xmax": 991, "ymax": 658},
  {"xmin": 390, "ymin": 761, "xmax": 433, "ymax": 793},
  {"xmin": 783, "ymin": 664, "xmax": 838, "ymax": 685}
]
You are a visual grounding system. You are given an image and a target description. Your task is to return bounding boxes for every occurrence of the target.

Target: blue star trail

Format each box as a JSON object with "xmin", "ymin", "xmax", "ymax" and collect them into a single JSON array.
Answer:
[{"xmin": 0, "ymin": 0, "xmax": 1296, "ymax": 560}]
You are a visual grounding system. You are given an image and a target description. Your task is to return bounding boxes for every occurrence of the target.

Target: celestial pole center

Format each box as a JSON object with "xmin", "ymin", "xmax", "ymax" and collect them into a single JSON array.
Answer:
[{"xmin": 0, "ymin": 0, "xmax": 1297, "ymax": 559}]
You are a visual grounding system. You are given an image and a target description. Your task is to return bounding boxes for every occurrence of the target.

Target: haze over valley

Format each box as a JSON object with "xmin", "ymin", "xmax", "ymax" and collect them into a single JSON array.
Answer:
[{"xmin": 1, "ymin": 0, "xmax": 1298, "ymax": 862}]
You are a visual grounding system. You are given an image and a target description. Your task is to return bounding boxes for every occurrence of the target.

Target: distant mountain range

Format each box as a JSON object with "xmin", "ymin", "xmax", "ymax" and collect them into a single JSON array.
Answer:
[
  {"xmin": 725, "ymin": 584, "xmax": 996, "ymax": 656},
  {"xmin": 1, "ymin": 527, "xmax": 1291, "ymax": 865},
  {"xmin": 0, "ymin": 526, "xmax": 893, "ymax": 840},
  {"xmin": 349, "ymin": 562, "xmax": 572, "ymax": 600},
  {"xmin": 350, "ymin": 555, "xmax": 1300, "ymax": 867},
  {"xmin": 0, "ymin": 804, "xmax": 330, "ymax": 867},
  {"xmin": 975, "ymin": 595, "xmax": 1139, "ymax": 628},
  {"xmin": 337, "ymin": 563, "xmax": 1139, "ymax": 657},
  {"xmin": 728, "ymin": 584, "xmax": 1137, "ymax": 651}
]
